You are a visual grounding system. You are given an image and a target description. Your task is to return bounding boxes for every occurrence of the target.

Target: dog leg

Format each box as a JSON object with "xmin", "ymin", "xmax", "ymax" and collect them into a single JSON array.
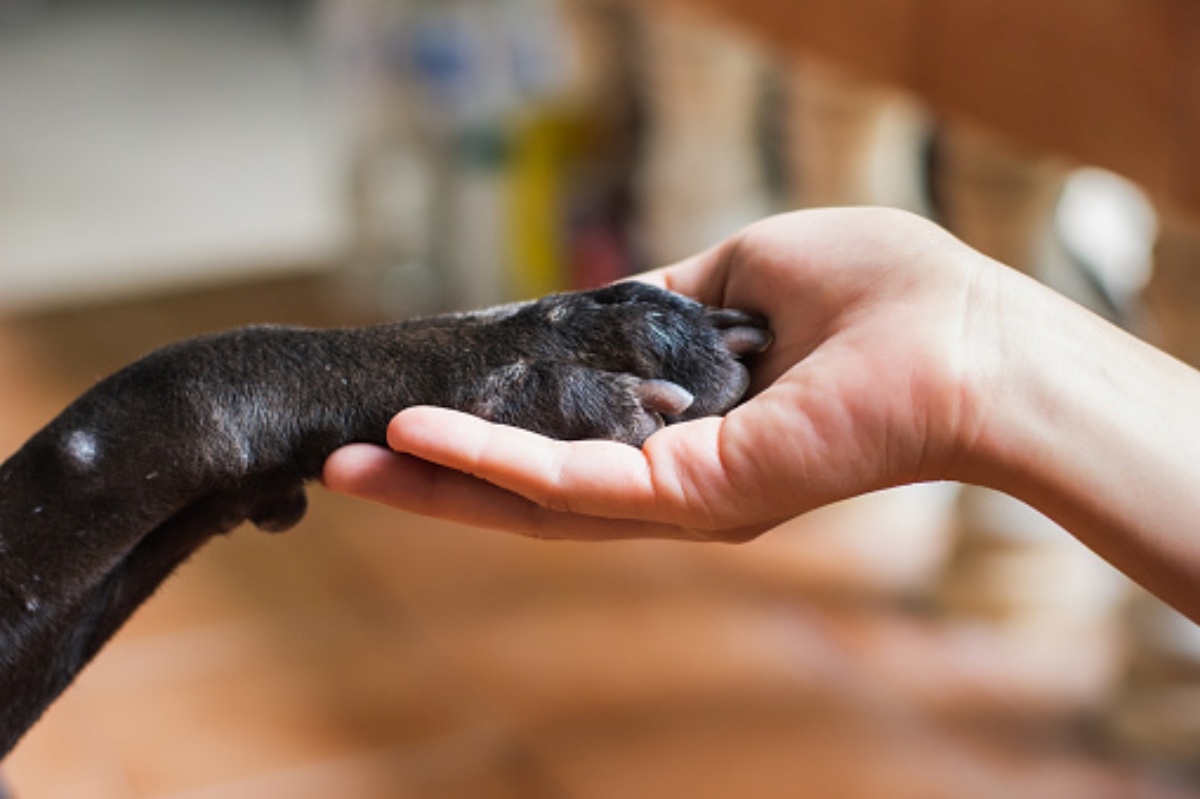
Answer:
[{"xmin": 0, "ymin": 283, "xmax": 769, "ymax": 754}]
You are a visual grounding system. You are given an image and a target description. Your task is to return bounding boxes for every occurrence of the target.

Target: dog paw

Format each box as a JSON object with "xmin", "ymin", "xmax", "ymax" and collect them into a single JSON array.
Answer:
[{"xmin": 471, "ymin": 283, "xmax": 771, "ymax": 445}]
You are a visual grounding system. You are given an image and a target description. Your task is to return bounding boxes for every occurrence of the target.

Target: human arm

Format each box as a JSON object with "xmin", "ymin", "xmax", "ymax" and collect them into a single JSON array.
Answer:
[
  {"xmin": 952, "ymin": 244, "xmax": 1200, "ymax": 622},
  {"xmin": 323, "ymin": 207, "xmax": 1200, "ymax": 622}
]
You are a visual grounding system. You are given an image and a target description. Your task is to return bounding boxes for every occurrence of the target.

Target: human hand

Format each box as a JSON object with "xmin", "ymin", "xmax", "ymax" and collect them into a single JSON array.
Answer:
[{"xmin": 323, "ymin": 208, "xmax": 997, "ymax": 542}]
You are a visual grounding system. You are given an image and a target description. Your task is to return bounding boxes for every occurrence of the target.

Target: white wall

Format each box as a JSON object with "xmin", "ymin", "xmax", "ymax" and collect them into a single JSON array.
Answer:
[{"xmin": 0, "ymin": 0, "xmax": 348, "ymax": 310}]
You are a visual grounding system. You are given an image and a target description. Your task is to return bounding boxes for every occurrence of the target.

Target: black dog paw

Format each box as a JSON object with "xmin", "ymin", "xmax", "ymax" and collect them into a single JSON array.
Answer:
[
  {"xmin": 465, "ymin": 283, "xmax": 771, "ymax": 445},
  {"xmin": 0, "ymin": 281, "xmax": 770, "ymax": 756}
]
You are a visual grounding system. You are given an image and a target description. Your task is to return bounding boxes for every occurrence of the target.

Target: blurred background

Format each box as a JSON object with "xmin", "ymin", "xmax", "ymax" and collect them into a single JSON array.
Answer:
[{"xmin": 2, "ymin": 0, "xmax": 1200, "ymax": 796}]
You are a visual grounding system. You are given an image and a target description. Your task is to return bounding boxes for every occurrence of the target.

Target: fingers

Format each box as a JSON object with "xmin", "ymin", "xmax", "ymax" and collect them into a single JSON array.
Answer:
[
  {"xmin": 324, "ymin": 444, "xmax": 548, "ymax": 532},
  {"xmin": 380, "ymin": 406, "xmax": 762, "ymax": 536},
  {"xmin": 322, "ymin": 443, "xmax": 722, "ymax": 541},
  {"xmin": 382, "ymin": 406, "xmax": 665, "ymax": 520}
]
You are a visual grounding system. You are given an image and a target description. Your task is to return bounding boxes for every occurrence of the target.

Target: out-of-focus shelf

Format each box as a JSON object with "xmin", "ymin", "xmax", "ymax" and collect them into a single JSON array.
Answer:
[{"xmin": 655, "ymin": 0, "xmax": 1200, "ymax": 223}]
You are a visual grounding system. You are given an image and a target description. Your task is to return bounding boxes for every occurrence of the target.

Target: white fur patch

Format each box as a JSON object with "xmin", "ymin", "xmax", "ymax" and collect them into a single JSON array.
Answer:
[
  {"xmin": 208, "ymin": 398, "xmax": 255, "ymax": 470},
  {"xmin": 454, "ymin": 299, "xmax": 531, "ymax": 324},
  {"xmin": 472, "ymin": 361, "xmax": 529, "ymax": 417},
  {"xmin": 64, "ymin": 430, "xmax": 99, "ymax": 469}
]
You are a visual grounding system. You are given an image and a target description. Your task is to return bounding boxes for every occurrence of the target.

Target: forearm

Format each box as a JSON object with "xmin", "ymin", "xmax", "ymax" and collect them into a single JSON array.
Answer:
[{"xmin": 959, "ymin": 263, "xmax": 1200, "ymax": 621}]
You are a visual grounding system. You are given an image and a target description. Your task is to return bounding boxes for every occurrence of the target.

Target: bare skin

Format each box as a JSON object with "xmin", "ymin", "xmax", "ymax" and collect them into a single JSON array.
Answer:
[{"xmin": 324, "ymin": 207, "xmax": 1200, "ymax": 623}]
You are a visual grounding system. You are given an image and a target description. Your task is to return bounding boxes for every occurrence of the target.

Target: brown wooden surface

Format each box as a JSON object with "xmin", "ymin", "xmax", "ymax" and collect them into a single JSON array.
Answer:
[
  {"xmin": 658, "ymin": 0, "xmax": 1200, "ymax": 221},
  {"xmin": 1178, "ymin": 1, "xmax": 1200, "ymax": 217}
]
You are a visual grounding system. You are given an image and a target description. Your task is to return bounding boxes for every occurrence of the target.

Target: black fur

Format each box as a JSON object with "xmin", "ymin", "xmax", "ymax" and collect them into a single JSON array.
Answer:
[{"xmin": 0, "ymin": 282, "xmax": 768, "ymax": 756}]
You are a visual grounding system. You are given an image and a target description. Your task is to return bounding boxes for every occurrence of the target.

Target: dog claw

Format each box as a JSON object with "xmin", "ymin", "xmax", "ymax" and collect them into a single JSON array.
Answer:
[
  {"xmin": 636, "ymin": 379, "xmax": 695, "ymax": 416},
  {"xmin": 706, "ymin": 307, "xmax": 771, "ymax": 355},
  {"xmin": 721, "ymin": 326, "xmax": 773, "ymax": 356},
  {"xmin": 707, "ymin": 308, "xmax": 758, "ymax": 328}
]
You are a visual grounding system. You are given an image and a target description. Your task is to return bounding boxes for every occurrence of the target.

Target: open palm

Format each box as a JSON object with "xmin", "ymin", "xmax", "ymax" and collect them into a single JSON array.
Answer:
[{"xmin": 324, "ymin": 208, "xmax": 993, "ymax": 542}]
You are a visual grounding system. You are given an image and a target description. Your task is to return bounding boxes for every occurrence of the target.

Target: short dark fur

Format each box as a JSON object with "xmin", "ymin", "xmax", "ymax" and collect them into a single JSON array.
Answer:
[{"xmin": 0, "ymin": 282, "xmax": 767, "ymax": 756}]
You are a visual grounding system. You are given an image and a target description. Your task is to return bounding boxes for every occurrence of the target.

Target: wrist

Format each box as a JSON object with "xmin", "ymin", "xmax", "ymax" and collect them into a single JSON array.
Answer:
[
  {"xmin": 946, "ymin": 258, "xmax": 1118, "ymax": 501},
  {"xmin": 947, "ymin": 257, "xmax": 1200, "ymax": 617},
  {"xmin": 946, "ymin": 258, "xmax": 1051, "ymax": 491}
]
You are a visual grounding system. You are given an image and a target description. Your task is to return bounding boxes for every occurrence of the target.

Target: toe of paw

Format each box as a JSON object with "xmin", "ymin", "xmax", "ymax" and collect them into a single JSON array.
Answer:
[{"xmin": 685, "ymin": 361, "xmax": 751, "ymax": 419}]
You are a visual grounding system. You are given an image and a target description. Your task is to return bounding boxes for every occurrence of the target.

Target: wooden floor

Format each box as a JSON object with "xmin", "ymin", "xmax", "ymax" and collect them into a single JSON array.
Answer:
[{"xmin": 2, "ymin": 276, "xmax": 1197, "ymax": 798}]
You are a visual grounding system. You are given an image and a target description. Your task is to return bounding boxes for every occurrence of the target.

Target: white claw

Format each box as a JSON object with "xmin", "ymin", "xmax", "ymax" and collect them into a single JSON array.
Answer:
[
  {"xmin": 721, "ymin": 326, "xmax": 773, "ymax": 355},
  {"xmin": 636, "ymin": 380, "xmax": 695, "ymax": 415}
]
